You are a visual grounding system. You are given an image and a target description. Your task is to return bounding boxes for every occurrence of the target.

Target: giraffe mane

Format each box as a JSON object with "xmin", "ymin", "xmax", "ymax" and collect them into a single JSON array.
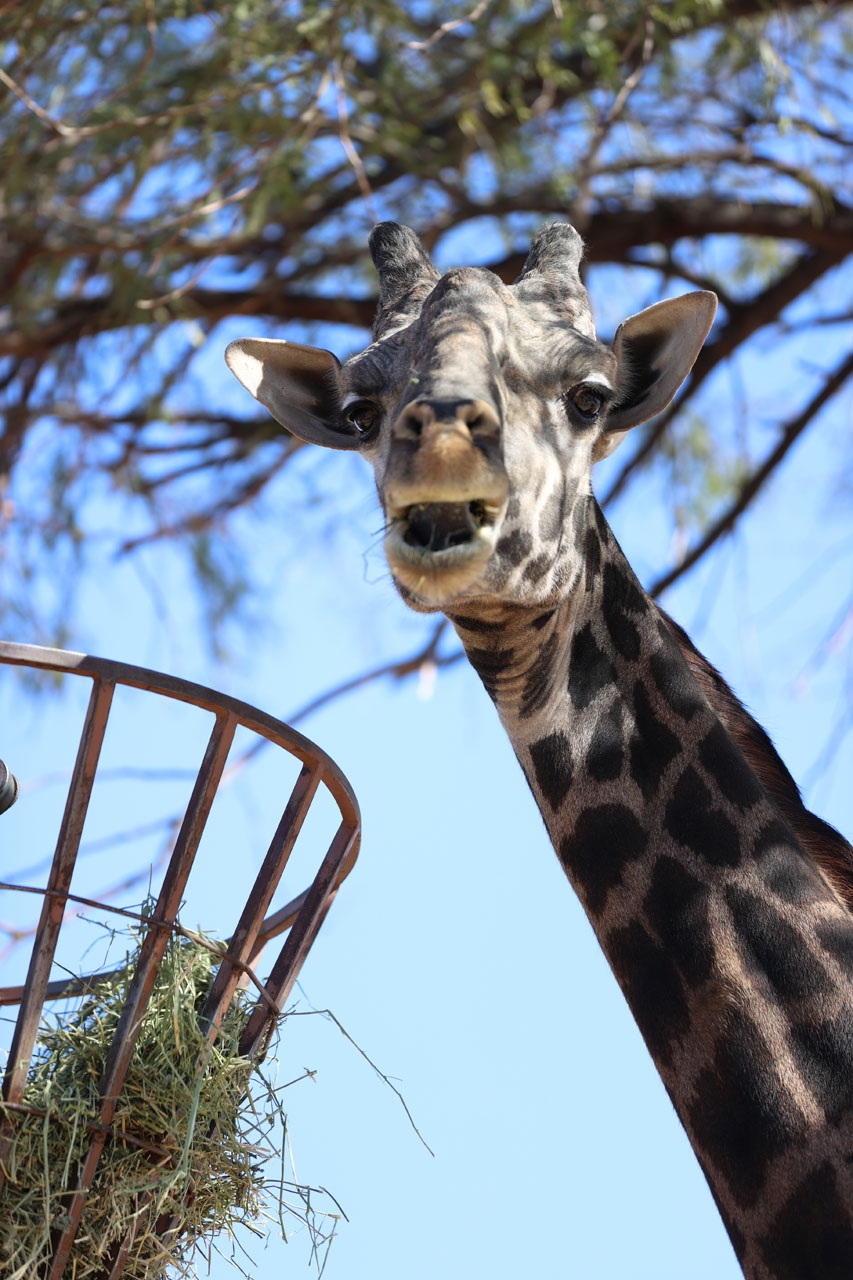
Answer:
[{"xmin": 659, "ymin": 608, "xmax": 853, "ymax": 915}]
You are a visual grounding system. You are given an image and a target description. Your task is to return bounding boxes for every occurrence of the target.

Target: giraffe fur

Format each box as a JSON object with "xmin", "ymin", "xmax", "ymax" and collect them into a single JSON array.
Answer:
[{"xmin": 226, "ymin": 222, "xmax": 853, "ymax": 1278}]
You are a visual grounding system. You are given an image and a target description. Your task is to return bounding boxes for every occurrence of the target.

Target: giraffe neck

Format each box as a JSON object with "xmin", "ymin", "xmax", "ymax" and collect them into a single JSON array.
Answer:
[{"xmin": 448, "ymin": 511, "xmax": 853, "ymax": 1280}]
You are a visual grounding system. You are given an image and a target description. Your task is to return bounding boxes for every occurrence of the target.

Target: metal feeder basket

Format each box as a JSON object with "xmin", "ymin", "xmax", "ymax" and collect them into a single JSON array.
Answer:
[{"xmin": 0, "ymin": 642, "xmax": 360, "ymax": 1279}]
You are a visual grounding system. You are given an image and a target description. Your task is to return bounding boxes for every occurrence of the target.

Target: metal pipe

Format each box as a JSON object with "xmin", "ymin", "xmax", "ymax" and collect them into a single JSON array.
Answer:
[{"xmin": 0, "ymin": 758, "xmax": 18, "ymax": 814}]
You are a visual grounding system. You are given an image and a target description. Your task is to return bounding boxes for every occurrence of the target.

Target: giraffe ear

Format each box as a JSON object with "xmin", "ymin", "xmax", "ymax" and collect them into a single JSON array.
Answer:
[
  {"xmin": 225, "ymin": 337, "xmax": 359, "ymax": 451},
  {"xmin": 594, "ymin": 291, "xmax": 717, "ymax": 462}
]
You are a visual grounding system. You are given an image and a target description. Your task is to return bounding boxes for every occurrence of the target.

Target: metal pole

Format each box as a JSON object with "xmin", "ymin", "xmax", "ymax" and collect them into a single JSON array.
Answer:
[{"xmin": 0, "ymin": 757, "xmax": 18, "ymax": 814}]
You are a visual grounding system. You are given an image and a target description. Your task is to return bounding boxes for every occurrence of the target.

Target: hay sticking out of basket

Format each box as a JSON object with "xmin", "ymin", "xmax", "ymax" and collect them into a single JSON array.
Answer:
[{"xmin": 0, "ymin": 922, "xmax": 331, "ymax": 1279}]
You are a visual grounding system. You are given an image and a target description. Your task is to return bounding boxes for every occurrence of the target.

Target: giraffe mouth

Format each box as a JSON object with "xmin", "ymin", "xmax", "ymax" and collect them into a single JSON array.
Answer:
[
  {"xmin": 384, "ymin": 498, "xmax": 503, "ymax": 602},
  {"xmin": 402, "ymin": 500, "xmax": 491, "ymax": 552}
]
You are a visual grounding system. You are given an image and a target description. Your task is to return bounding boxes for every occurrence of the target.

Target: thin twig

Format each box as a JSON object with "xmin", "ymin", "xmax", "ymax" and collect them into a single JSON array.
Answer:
[
  {"xmin": 0, "ymin": 63, "xmax": 302, "ymax": 143},
  {"xmin": 136, "ymin": 258, "xmax": 214, "ymax": 310},
  {"xmin": 0, "ymin": 66, "xmax": 77, "ymax": 136},
  {"xmin": 288, "ymin": 1008, "xmax": 435, "ymax": 1156},
  {"xmin": 331, "ymin": 61, "xmax": 378, "ymax": 223},
  {"xmin": 405, "ymin": 0, "xmax": 492, "ymax": 50},
  {"xmin": 570, "ymin": 18, "xmax": 655, "ymax": 234}
]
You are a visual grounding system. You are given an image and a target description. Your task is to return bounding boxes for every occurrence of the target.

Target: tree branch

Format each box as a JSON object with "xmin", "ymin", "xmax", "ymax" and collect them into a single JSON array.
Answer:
[
  {"xmin": 601, "ymin": 246, "xmax": 845, "ymax": 506},
  {"xmin": 648, "ymin": 348, "xmax": 853, "ymax": 598},
  {"xmin": 4, "ymin": 198, "xmax": 851, "ymax": 362}
]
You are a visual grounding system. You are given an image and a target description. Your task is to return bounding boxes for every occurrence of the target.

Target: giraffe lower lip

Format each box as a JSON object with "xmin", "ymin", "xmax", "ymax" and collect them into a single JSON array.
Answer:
[{"xmin": 384, "ymin": 508, "xmax": 499, "ymax": 602}]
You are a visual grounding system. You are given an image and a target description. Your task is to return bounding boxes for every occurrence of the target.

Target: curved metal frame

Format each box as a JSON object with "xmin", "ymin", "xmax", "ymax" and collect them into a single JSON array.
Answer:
[{"xmin": 0, "ymin": 640, "xmax": 361, "ymax": 1279}]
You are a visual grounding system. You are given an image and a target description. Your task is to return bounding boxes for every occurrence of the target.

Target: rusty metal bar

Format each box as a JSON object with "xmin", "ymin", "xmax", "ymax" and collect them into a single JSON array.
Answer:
[
  {"xmin": 240, "ymin": 820, "xmax": 359, "ymax": 1058},
  {"xmin": 97, "ymin": 764, "xmax": 325, "ymax": 1279},
  {"xmin": 100, "ymin": 710, "xmax": 238, "ymax": 1104},
  {"xmin": 197, "ymin": 762, "xmax": 322, "ymax": 1044},
  {"xmin": 0, "ymin": 676, "xmax": 114, "ymax": 1189},
  {"xmin": 46, "ymin": 710, "xmax": 238, "ymax": 1279},
  {"xmin": 102, "ymin": 1212, "xmax": 142, "ymax": 1280},
  {"xmin": 100, "ymin": 814, "xmax": 355, "ymax": 1274}
]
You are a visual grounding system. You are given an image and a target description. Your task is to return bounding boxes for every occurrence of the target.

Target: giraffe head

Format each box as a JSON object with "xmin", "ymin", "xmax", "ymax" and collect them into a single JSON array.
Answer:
[{"xmin": 226, "ymin": 223, "xmax": 715, "ymax": 612}]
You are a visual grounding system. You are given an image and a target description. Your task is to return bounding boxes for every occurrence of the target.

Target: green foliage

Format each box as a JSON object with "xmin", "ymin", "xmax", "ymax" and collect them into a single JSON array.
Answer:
[{"xmin": 660, "ymin": 410, "xmax": 750, "ymax": 536}]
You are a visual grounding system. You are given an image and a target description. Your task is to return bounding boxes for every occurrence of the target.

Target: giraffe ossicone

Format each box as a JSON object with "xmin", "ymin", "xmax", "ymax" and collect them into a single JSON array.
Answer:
[{"xmin": 227, "ymin": 223, "xmax": 853, "ymax": 1279}]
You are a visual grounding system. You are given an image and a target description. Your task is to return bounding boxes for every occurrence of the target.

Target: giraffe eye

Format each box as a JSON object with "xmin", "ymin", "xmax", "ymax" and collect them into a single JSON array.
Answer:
[
  {"xmin": 344, "ymin": 399, "xmax": 381, "ymax": 437},
  {"xmin": 568, "ymin": 384, "xmax": 604, "ymax": 421}
]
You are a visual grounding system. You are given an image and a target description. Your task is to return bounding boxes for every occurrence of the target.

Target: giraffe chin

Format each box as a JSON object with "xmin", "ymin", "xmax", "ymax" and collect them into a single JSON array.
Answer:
[{"xmin": 383, "ymin": 525, "xmax": 496, "ymax": 605}]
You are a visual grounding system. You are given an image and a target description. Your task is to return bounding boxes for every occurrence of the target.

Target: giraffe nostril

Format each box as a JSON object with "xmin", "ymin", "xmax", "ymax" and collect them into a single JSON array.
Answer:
[
  {"xmin": 460, "ymin": 401, "xmax": 500, "ymax": 437},
  {"xmin": 395, "ymin": 405, "xmax": 429, "ymax": 440},
  {"xmin": 394, "ymin": 399, "xmax": 499, "ymax": 441}
]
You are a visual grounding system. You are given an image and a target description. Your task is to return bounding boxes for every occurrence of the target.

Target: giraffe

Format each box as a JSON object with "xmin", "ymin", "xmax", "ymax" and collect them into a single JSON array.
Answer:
[{"xmin": 226, "ymin": 222, "xmax": 853, "ymax": 1278}]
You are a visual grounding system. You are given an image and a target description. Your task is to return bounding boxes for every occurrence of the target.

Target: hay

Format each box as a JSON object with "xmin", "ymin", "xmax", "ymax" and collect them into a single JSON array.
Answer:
[{"xmin": 0, "ymin": 920, "xmax": 331, "ymax": 1279}]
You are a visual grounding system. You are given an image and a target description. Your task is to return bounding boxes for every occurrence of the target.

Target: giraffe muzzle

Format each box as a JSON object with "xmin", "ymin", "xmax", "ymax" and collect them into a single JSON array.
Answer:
[{"xmin": 382, "ymin": 398, "xmax": 508, "ymax": 601}]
